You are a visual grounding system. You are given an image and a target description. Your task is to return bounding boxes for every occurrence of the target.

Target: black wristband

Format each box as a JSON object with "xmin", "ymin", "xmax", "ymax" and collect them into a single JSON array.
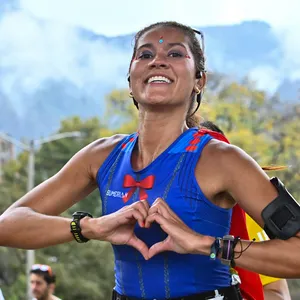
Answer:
[
  {"xmin": 210, "ymin": 237, "xmax": 222, "ymax": 260},
  {"xmin": 230, "ymin": 236, "xmax": 241, "ymax": 267},
  {"xmin": 70, "ymin": 211, "xmax": 93, "ymax": 243}
]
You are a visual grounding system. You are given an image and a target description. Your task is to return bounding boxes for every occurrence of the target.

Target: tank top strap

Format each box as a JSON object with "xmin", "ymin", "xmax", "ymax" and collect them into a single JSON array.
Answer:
[{"xmin": 97, "ymin": 133, "xmax": 138, "ymax": 185}]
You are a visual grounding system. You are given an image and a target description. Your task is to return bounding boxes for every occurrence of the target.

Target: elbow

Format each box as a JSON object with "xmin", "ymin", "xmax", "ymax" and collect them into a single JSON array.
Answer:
[
  {"xmin": 0, "ymin": 206, "xmax": 32, "ymax": 247},
  {"xmin": 0, "ymin": 213, "xmax": 10, "ymax": 246}
]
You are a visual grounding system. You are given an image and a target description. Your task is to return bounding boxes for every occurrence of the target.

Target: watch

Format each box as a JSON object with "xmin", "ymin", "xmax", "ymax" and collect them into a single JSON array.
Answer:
[
  {"xmin": 70, "ymin": 211, "xmax": 93, "ymax": 243},
  {"xmin": 220, "ymin": 235, "xmax": 235, "ymax": 266}
]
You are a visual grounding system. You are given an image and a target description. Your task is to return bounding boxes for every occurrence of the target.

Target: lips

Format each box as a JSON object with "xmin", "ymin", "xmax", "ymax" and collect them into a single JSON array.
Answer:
[{"xmin": 145, "ymin": 75, "xmax": 173, "ymax": 84}]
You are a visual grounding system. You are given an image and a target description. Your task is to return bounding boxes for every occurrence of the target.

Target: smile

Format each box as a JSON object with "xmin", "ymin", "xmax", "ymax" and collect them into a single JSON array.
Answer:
[{"xmin": 147, "ymin": 76, "xmax": 172, "ymax": 84}]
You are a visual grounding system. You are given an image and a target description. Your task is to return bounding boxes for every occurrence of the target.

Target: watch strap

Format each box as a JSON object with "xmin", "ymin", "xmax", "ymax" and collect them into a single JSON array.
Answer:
[{"xmin": 70, "ymin": 211, "xmax": 93, "ymax": 243}]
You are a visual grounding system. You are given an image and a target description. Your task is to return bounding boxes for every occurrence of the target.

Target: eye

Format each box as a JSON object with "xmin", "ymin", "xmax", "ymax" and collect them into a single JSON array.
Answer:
[
  {"xmin": 138, "ymin": 51, "xmax": 153, "ymax": 59},
  {"xmin": 168, "ymin": 51, "xmax": 183, "ymax": 58}
]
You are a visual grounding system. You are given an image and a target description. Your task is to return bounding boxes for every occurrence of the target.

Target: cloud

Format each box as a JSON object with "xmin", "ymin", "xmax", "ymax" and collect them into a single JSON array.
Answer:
[
  {"xmin": 0, "ymin": 7, "xmax": 132, "ymax": 116},
  {"xmin": 18, "ymin": 0, "xmax": 300, "ymax": 89},
  {"xmin": 1, "ymin": 0, "xmax": 299, "ymax": 119},
  {"xmin": 248, "ymin": 66, "xmax": 282, "ymax": 94}
]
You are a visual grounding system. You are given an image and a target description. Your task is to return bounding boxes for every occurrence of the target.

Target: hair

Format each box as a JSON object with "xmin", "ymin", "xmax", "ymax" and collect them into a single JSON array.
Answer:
[
  {"xmin": 30, "ymin": 269, "xmax": 56, "ymax": 285},
  {"xmin": 128, "ymin": 21, "xmax": 206, "ymax": 128},
  {"xmin": 200, "ymin": 120, "xmax": 286, "ymax": 171}
]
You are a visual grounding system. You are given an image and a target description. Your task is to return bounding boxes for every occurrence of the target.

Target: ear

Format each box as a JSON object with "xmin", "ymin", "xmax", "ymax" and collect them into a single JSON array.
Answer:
[
  {"xmin": 195, "ymin": 72, "xmax": 206, "ymax": 91},
  {"xmin": 48, "ymin": 283, "xmax": 55, "ymax": 293},
  {"xmin": 127, "ymin": 76, "xmax": 131, "ymax": 90}
]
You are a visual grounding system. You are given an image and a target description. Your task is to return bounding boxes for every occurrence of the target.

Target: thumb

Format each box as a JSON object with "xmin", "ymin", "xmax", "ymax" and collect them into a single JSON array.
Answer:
[
  {"xmin": 127, "ymin": 235, "xmax": 149, "ymax": 260},
  {"xmin": 148, "ymin": 239, "xmax": 170, "ymax": 259}
]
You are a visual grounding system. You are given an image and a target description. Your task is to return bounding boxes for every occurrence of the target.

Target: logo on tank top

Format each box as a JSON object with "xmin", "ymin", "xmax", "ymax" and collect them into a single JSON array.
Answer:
[{"xmin": 106, "ymin": 190, "xmax": 128, "ymax": 199}]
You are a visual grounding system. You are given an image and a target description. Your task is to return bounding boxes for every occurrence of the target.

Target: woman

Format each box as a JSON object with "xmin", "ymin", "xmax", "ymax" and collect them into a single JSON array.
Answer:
[{"xmin": 1, "ymin": 21, "xmax": 300, "ymax": 300}]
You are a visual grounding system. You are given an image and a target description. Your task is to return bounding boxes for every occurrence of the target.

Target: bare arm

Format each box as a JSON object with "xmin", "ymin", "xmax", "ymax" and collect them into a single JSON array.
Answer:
[
  {"xmin": 264, "ymin": 280, "xmax": 291, "ymax": 300},
  {"xmin": 215, "ymin": 142, "xmax": 300, "ymax": 278},
  {"xmin": 0, "ymin": 136, "xmax": 123, "ymax": 249}
]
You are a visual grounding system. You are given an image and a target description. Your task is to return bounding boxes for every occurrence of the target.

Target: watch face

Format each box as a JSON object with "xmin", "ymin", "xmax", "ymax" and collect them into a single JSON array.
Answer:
[
  {"xmin": 223, "ymin": 235, "xmax": 234, "ymax": 241},
  {"xmin": 73, "ymin": 212, "xmax": 93, "ymax": 219}
]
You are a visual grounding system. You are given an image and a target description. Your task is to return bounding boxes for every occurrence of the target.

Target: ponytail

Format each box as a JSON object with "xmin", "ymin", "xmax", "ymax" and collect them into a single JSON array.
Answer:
[{"xmin": 186, "ymin": 114, "xmax": 201, "ymax": 128}]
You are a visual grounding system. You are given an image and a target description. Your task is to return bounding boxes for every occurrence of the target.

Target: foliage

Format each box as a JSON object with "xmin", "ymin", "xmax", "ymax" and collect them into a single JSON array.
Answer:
[{"xmin": 1, "ymin": 78, "xmax": 300, "ymax": 299}]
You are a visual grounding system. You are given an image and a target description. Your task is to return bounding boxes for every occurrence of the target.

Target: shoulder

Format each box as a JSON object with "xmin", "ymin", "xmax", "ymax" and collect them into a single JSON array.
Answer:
[
  {"xmin": 51, "ymin": 296, "xmax": 63, "ymax": 300},
  {"xmin": 201, "ymin": 138, "xmax": 263, "ymax": 178},
  {"xmin": 200, "ymin": 139, "xmax": 278, "ymax": 224},
  {"xmin": 85, "ymin": 134, "xmax": 128, "ymax": 157},
  {"xmin": 196, "ymin": 138, "xmax": 253, "ymax": 181},
  {"xmin": 79, "ymin": 134, "xmax": 129, "ymax": 179}
]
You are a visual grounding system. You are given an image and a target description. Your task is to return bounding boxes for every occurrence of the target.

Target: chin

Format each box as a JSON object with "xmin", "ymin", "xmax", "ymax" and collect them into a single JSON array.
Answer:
[{"xmin": 143, "ymin": 93, "xmax": 173, "ymax": 106}]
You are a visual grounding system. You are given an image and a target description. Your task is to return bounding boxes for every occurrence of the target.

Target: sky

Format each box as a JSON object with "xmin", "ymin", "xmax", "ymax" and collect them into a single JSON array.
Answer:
[
  {"xmin": 18, "ymin": 0, "xmax": 300, "ymax": 84},
  {"xmin": 0, "ymin": 0, "xmax": 299, "ymax": 117},
  {"xmin": 20, "ymin": 0, "xmax": 299, "ymax": 37}
]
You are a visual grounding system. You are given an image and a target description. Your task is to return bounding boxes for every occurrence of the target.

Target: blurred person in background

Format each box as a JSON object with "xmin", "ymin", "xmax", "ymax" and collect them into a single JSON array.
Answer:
[
  {"xmin": 30, "ymin": 264, "xmax": 62, "ymax": 300},
  {"xmin": 0, "ymin": 288, "xmax": 5, "ymax": 300}
]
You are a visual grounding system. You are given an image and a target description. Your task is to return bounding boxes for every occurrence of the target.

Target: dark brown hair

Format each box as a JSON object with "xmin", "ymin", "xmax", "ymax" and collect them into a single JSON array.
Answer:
[
  {"xmin": 128, "ymin": 21, "xmax": 206, "ymax": 127},
  {"xmin": 30, "ymin": 269, "xmax": 56, "ymax": 284}
]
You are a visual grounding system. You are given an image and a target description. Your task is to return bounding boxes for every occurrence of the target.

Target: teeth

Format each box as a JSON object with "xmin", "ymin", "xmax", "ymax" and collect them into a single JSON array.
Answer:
[{"xmin": 148, "ymin": 76, "xmax": 171, "ymax": 83}]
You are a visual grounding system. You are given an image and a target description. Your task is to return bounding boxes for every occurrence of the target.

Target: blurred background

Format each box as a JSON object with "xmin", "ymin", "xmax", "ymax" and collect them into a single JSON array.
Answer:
[{"xmin": 0, "ymin": 0, "xmax": 299, "ymax": 299}]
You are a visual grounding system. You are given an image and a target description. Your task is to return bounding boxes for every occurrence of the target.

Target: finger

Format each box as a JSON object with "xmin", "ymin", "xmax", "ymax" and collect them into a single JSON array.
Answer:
[
  {"xmin": 148, "ymin": 238, "xmax": 171, "ymax": 259},
  {"xmin": 139, "ymin": 199, "xmax": 150, "ymax": 211},
  {"xmin": 152, "ymin": 198, "xmax": 184, "ymax": 224},
  {"xmin": 130, "ymin": 201, "xmax": 149, "ymax": 223},
  {"xmin": 146, "ymin": 200, "xmax": 172, "ymax": 228},
  {"xmin": 151, "ymin": 198, "xmax": 176, "ymax": 217},
  {"xmin": 127, "ymin": 235, "xmax": 149, "ymax": 260},
  {"xmin": 148, "ymin": 198, "xmax": 169, "ymax": 213},
  {"xmin": 145, "ymin": 213, "xmax": 170, "ymax": 231},
  {"xmin": 118, "ymin": 208, "xmax": 145, "ymax": 228}
]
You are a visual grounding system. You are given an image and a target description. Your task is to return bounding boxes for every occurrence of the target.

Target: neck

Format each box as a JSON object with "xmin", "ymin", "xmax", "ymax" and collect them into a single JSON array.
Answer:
[
  {"xmin": 134, "ymin": 107, "xmax": 189, "ymax": 170},
  {"xmin": 39, "ymin": 294, "xmax": 51, "ymax": 300}
]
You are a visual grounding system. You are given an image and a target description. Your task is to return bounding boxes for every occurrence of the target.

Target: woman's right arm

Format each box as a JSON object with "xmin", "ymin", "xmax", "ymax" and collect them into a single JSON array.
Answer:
[{"xmin": 0, "ymin": 136, "xmax": 122, "ymax": 249}]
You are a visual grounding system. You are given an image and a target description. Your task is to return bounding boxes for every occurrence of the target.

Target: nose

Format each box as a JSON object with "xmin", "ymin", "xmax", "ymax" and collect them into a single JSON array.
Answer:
[{"xmin": 149, "ymin": 53, "xmax": 169, "ymax": 69}]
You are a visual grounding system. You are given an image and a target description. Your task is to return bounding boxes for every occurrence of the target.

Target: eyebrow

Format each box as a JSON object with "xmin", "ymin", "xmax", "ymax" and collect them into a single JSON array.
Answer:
[{"xmin": 137, "ymin": 42, "xmax": 187, "ymax": 51}]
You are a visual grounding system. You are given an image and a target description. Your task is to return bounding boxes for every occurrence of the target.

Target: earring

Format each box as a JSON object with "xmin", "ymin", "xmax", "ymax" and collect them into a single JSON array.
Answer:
[
  {"xmin": 194, "ymin": 86, "xmax": 201, "ymax": 95},
  {"xmin": 129, "ymin": 91, "xmax": 134, "ymax": 98}
]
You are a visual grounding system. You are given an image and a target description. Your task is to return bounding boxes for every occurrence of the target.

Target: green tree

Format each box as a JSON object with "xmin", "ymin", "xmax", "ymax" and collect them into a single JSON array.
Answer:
[{"xmin": 1, "ymin": 80, "xmax": 300, "ymax": 299}]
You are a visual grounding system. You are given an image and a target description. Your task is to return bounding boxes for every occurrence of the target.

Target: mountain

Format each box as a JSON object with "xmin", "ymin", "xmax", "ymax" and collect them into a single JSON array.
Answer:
[{"xmin": 0, "ymin": 6, "xmax": 298, "ymax": 139}]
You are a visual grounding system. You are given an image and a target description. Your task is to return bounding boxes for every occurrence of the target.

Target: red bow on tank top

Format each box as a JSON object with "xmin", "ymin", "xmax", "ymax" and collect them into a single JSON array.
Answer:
[{"xmin": 122, "ymin": 175, "xmax": 155, "ymax": 203}]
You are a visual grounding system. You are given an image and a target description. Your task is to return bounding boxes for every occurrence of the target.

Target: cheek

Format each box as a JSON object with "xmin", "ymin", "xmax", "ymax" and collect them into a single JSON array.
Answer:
[{"xmin": 129, "ymin": 60, "xmax": 142, "ymax": 78}]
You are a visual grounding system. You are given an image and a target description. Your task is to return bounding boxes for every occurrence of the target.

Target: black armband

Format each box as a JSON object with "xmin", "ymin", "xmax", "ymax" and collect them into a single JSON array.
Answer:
[{"xmin": 262, "ymin": 177, "xmax": 300, "ymax": 240}]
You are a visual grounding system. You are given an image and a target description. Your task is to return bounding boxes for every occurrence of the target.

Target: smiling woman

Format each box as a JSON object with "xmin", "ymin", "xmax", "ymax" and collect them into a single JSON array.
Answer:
[
  {"xmin": 128, "ymin": 22, "xmax": 205, "ymax": 125},
  {"xmin": 1, "ymin": 21, "xmax": 300, "ymax": 300}
]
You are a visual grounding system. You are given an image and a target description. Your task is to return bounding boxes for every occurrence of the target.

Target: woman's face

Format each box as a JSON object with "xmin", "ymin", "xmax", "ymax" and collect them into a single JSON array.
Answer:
[{"xmin": 129, "ymin": 26, "xmax": 201, "ymax": 110}]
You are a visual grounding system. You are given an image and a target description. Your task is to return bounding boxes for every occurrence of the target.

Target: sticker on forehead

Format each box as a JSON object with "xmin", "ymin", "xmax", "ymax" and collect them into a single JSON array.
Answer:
[{"xmin": 158, "ymin": 36, "xmax": 164, "ymax": 44}]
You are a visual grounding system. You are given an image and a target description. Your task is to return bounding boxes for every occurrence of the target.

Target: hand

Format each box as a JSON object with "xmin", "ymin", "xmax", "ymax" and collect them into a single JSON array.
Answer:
[
  {"xmin": 145, "ymin": 198, "xmax": 205, "ymax": 259},
  {"xmin": 83, "ymin": 200, "xmax": 150, "ymax": 260}
]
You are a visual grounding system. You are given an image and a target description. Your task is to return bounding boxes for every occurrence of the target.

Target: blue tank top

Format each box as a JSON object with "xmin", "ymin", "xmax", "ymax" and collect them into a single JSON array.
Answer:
[{"xmin": 97, "ymin": 128, "xmax": 232, "ymax": 299}]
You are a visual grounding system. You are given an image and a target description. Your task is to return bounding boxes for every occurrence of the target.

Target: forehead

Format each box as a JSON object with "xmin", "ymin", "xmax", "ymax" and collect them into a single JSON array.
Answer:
[
  {"xmin": 137, "ymin": 26, "xmax": 191, "ymax": 48},
  {"xmin": 30, "ymin": 273, "xmax": 46, "ymax": 283}
]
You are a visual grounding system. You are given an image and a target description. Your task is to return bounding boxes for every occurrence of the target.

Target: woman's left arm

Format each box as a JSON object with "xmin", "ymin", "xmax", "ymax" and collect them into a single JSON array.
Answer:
[
  {"xmin": 145, "ymin": 141, "xmax": 300, "ymax": 278},
  {"xmin": 216, "ymin": 143, "xmax": 300, "ymax": 278}
]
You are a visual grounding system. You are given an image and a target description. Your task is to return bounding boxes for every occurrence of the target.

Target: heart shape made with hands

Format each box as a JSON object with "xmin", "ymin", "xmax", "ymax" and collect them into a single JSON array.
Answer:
[{"xmin": 123, "ymin": 197, "xmax": 201, "ymax": 260}]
